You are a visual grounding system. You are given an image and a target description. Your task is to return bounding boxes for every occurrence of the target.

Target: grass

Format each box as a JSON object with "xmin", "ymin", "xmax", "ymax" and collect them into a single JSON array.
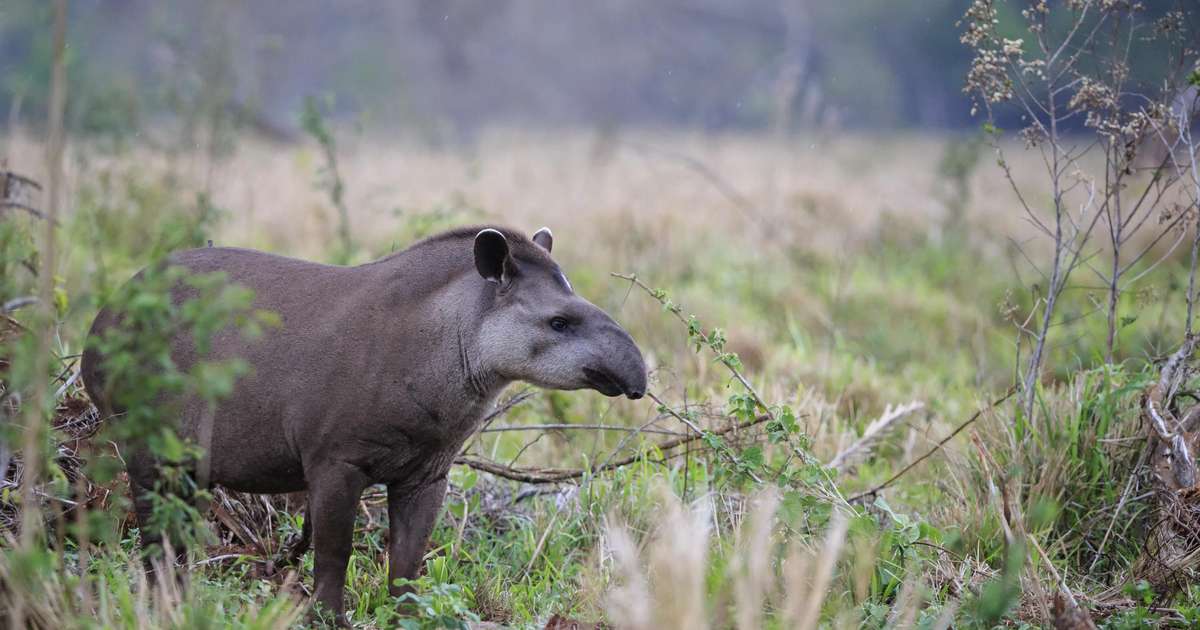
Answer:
[{"xmin": 2, "ymin": 127, "xmax": 1199, "ymax": 628}]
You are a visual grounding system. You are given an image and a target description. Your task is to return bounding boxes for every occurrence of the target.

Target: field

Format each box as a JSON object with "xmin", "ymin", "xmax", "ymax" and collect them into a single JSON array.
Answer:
[{"xmin": 3, "ymin": 125, "xmax": 1200, "ymax": 629}]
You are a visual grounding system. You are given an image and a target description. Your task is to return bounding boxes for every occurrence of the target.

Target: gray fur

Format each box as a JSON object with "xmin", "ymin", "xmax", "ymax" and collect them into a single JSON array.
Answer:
[{"xmin": 80, "ymin": 225, "xmax": 647, "ymax": 622}]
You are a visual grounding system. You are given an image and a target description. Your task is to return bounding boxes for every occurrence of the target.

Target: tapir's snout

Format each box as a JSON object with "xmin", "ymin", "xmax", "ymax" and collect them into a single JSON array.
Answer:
[
  {"xmin": 583, "ymin": 323, "xmax": 647, "ymax": 400},
  {"xmin": 622, "ymin": 353, "xmax": 647, "ymax": 400}
]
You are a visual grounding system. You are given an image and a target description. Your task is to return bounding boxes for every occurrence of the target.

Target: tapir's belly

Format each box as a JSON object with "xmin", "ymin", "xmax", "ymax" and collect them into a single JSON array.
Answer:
[
  {"xmin": 196, "ymin": 396, "xmax": 308, "ymax": 494},
  {"xmin": 209, "ymin": 447, "xmax": 307, "ymax": 494}
]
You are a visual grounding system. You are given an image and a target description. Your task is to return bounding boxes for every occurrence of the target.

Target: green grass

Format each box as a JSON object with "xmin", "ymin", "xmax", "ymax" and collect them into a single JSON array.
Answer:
[{"xmin": 3, "ymin": 137, "xmax": 1200, "ymax": 628}]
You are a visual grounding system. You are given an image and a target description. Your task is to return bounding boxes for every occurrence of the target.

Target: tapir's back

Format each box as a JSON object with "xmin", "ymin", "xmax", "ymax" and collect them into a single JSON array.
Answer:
[
  {"xmin": 82, "ymin": 246, "xmax": 386, "ymax": 492},
  {"xmin": 83, "ymin": 247, "xmax": 354, "ymax": 411}
]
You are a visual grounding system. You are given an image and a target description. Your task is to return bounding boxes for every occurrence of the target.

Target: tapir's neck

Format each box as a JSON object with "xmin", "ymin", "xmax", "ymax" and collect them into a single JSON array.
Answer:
[
  {"xmin": 361, "ymin": 244, "xmax": 514, "ymax": 436},
  {"xmin": 371, "ymin": 258, "xmax": 510, "ymax": 406},
  {"xmin": 454, "ymin": 322, "xmax": 504, "ymax": 399}
]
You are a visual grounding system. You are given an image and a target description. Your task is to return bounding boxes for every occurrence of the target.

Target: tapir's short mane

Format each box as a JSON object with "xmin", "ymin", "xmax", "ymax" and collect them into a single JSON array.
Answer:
[{"xmin": 405, "ymin": 224, "xmax": 558, "ymax": 268}]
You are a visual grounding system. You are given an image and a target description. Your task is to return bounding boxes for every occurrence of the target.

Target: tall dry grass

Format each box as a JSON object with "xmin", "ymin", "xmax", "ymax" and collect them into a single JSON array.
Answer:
[
  {"xmin": 5, "ymin": 123, "xmax": 1194, "ymax": 626},
  {"xmin": 6, "ymin": 128, "xmax": 1051, "ymax": 261},
  {"xmin": 599, "ymin": 485, "xmax": 932, "ymax": 630}
]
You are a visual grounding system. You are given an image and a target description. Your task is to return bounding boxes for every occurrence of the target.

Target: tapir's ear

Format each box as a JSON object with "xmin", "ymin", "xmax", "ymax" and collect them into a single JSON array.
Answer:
[
  {"xmin": 474, "ymin": 229, "xmax": 515, "ymax": 284},
  {"xmin": 531, "ymin": 226, "xmax": 553, "ymax": 253}
]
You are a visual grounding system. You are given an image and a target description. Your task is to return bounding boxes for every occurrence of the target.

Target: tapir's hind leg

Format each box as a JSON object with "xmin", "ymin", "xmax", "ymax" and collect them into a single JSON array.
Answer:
[
  {"xmin": 308, "ymin": 462, "xmax": 367, "ymax": 625},
  {"xmin": 127, "ymin": 450, "xmax": 191, "ymax": 573}
]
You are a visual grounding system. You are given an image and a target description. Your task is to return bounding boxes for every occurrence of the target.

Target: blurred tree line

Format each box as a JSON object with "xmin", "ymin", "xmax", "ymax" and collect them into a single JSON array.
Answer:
[{"xmin": 0, "ymin": 0, "xmax": 1188, "ymax": 138}]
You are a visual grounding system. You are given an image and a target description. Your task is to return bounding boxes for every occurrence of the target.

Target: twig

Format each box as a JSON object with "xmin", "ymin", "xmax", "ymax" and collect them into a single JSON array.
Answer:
[
  {"xmin": 0, "ymin": 202, "xmax": 56, "ymax": 224},
  {"xmin": 480, "ymin": 423, "xmax": 684, "ymax": 437},
  {"xmin": 848, "ymin": 388, "xmax": 1016, "ymax": 502},
  {"xmin": 455, "ymin": 414, "xmax": 772, "ymax": 484},
  {"xmin": 1031, "ymin": 533, "xmax": 1091, "ymax": 625},
  {"xmin": 191, "ymin": 553, "xmax": 250, "ymax": 567},
  {"xmin": 646, "ymin": 390, "xmax": 705, "ymax": 435},
  {"xmin": 648, "ymin": 390, "xmax": 763, "ymax": 483},
  {"xmin": 612, "ymin": 272, "xmax": 776, "ymax": 423},
  {"xmin": 478, "ymin": 389, "xmax": 536, "ymax": 431},
  {"xmin": 596, "ymin": 402, "xmax": 681, "ymax": 472},
  {"xmin": 53, "ymin": 369, "xmax": 80, "ymax": 400},
  {"xmin": 522, "ymin": 509, "xmax": 559, "ymax": 577}
]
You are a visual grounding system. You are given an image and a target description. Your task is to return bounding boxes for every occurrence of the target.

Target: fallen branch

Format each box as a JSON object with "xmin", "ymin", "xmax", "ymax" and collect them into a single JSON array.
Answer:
[
  {"xmin": 480, "ymin": 423, "xmax": 685, "ymax": 437},
  {"xmin": 1133, "ymin": 335, "xmax": 1200, "ymax": 593},
  {"xmin": 848, "ymin": 388, "xmax": 1016, "ymax": 503},
  {"xmin": 456, "ymin": 414, "xmax": 772, "ymax": 484},
  {"xmin": 1, "ymin": 298, "xmax": 37, "ymax": 315}
]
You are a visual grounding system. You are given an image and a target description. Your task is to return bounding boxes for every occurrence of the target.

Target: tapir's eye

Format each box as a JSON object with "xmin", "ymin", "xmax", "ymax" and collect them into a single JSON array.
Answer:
[{"xmin": 549, "ymin": 317, "xmax": 569, "ymax": 332}]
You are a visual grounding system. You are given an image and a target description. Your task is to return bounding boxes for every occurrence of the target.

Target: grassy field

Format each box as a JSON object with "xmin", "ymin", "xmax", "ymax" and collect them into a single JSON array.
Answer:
[{"xmin": 2, "ymin": 126, "xmax": 1199, "ymax": 628}]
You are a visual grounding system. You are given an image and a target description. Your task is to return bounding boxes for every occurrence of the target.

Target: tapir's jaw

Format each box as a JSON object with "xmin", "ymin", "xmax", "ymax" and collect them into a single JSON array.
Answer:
[
  {"xmin": 582, "ymin": 352, "xmax": 647, "ymax": 400},
  {"xmin": 596, "ymin": 321, "xmax": 648, "ymax": 399},
  {"xmin": 582, "ymin": 367, "xmax": 627, "ymax": 397}
]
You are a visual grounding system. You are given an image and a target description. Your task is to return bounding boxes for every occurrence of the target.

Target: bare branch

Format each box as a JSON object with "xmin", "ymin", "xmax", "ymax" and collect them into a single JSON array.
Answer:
[
  {"xmin": 848, "ymin": 388, "xmax": 1016, "ymax": 502},
  {"xmin": 455, "ymin": 414, "xmax": 773, "ymax": 484}
]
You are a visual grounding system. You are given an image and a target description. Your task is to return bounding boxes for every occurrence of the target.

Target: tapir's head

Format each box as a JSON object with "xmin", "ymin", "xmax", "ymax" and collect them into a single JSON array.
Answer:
[{"xmin": 471, "ymin": 227, "xmax": 647, "ymax": 400}]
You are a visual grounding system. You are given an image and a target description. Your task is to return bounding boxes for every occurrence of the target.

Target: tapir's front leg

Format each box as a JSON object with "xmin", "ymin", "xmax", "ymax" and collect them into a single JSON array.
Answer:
[
  {"xmin": 387, "ymin": 476, "xmax": 448, "ymax": 597},
  {"xmin": 309, "ymin": 462, "xmax": 368, "ymax": 625}
]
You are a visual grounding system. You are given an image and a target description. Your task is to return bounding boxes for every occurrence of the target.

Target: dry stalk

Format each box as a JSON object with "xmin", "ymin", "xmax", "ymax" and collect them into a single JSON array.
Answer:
[
  {"xmin": 826, "ymin": 401, "xmax": 924, "ymax": 472},
  {"xmin": 793, "ymin": 510, "xmax": 849, "ymax": 630},
  {"xmin": 10, "ymin": 4, "xmax": 66, "ymax": 627},
  {"xmin": 849, "ymin": 388, "xmax": 1015, "ymax": 502},
  {"xmin": 732, "ymin": 489, "xmax": 779, "ymax": 630}
]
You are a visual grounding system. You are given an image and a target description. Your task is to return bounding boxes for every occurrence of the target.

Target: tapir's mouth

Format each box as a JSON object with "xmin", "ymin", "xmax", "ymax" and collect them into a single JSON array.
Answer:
[{"xmin": 582, "ymin": 367, "xmax": 625, "ymax": 398}]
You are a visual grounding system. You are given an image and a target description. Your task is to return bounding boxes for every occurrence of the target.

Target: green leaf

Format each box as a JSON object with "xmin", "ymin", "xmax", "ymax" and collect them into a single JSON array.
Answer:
[
  {"xmin": 741, "ymin": 446, "xmax": 764, "ymax": 468},
  {"xmin": 702, "ymin": 431, "xmax": 724, "ymax": 451}
]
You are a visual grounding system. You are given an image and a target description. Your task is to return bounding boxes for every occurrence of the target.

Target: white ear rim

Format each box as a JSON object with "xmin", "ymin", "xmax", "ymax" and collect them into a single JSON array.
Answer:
[
  {"xmin": 532, "ymin": 226, "xmax": 554, "ymax": 252},
  {"xmin": 474, "ymin": 228, "xmax": 510, "ymax": 284},
  {"xmin": 477, "ymin": 227, "xmax": 507, "ymax": 240}
]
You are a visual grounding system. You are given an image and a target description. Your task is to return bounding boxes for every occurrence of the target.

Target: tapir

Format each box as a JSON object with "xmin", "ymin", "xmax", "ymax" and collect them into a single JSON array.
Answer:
[{"xmin": 80, "ymin": 225, "xmax": 648, "ymax": 621}]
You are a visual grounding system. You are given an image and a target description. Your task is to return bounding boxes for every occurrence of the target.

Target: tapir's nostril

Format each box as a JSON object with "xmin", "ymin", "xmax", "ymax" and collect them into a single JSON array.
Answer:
[{"xmin": 626, "ymin": 390, "xmax": 644, "ymax": 400}]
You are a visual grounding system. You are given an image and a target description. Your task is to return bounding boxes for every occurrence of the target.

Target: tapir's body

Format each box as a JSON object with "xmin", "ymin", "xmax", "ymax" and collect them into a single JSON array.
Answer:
[
  {"xmin": 103, "ymin": 244, "xmax": 508, "ymax": 496},
  {"xmin": 81, "ymin": 226, "xmax": 647, "ymax": 622}
]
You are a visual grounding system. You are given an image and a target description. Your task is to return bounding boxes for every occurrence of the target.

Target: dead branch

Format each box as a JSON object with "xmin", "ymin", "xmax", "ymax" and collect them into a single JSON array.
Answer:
[
  {"xmin": 1133, "ymin": 335, "xmax": 1200, "ymax": 592},
  {"xmin": 480, "ymin": 423, "xmax": 685, "ymax": 437},
  {"xmin": 1145, "ymin": 335, "xmax": 1199, "ymax": 490},
  {"xmin": 455, "ymin": 414, "xmax": 772, "ymax": 484}
]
